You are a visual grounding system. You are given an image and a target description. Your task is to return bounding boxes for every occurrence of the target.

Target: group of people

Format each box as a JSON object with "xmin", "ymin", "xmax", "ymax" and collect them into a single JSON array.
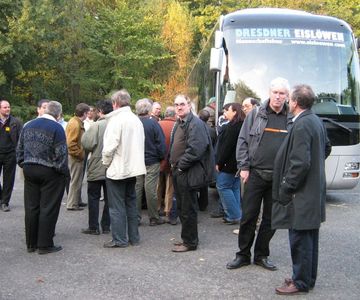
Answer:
[{"xmin": 0, "ymin": 76, "xmax": 331, "ymax": 295}]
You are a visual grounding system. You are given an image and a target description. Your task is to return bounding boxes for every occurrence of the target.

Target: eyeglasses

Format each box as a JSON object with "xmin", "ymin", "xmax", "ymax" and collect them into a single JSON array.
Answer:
[{"xmin": 174, "ymin": 103, "xmax": 187, "ymax": 107}]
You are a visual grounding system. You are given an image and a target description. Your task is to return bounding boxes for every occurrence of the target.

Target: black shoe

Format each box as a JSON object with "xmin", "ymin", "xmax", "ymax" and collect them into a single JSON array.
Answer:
[
  {"xmin": 81, "ymin": 228, "xmax": 100, "ymax": 235},
  {"xmin": 38, "ymin": 245, "xmax": 62, "ymax": 255},
  {"xmin": 67, "ymin": 207, "xmax": 84, "ymax": 211},
  {"xmin": 226, "ymin": 255, "xmax": 251, "ymax": 270},
  {"xmin": 223, "ymin": 218, "xmax": 240, "ymax": 225},
  {"xmin": 149, "ymin": 217, "xmax": 165, "ymax": 226},
  {"xmin": 1, "ymin": 204, "xmax": 10, "ymax": 212},
  {"xmin": 210, "ymin": 211, "xmax": 224, "ymax": 218},
  {"xmin": 254, "ymin": 257, "xmax": 278, "ymax": 271},
  {"xmin": 102, "ymin": 228, "xmax": 111, "ymax": 234},
  {"xmin": 78, "ymin": 202, "xmax": 87, "ymax": 207},
  {"xmin": 27, "ymin": 247, "xmax": 37, "ymax": 253}
]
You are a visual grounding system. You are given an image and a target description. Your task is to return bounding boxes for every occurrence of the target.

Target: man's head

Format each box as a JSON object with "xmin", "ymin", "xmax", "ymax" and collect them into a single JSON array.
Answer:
[
  {"xmin": 111, "ymin": 89, "xmax": 131, "ymax": 110},
  {"xmin": 164, "ymin": 106, "xmax": 176, "ymax": 118},
  {"xmin": 207, "ymin": 97, "xmax": 216, "ymax": 109},
  {"xmin": 151, "ymin": 102, "xmax": 162, "ymax": 118},
  {"xmin": 198, "ymin": 109, "xmax": 210, "ymax": 123},
  {"xmin": 242, "ymin": 97, "xmax": 260, "ymax": 115},
  {"xmin": 269, "ymin": 77, "xmax": 290, "ymax": 113},
  {"xmin": 135, "ymin": 98, "xmax": 152, "ymax": 116},
  {"xmin": 289, "ymin": 84, "xmax": 315, "ymax": 115},
  {"xmin": 174, "ymin": 94, "xmax": 192, "ymax": 120},
  {"xmin": 87, "ymin": 106, "xmax": 98, "ymax": 121},
  {"xmin": 96, "ymin": 100, "xmax": 113, "ymax": 117},
  {"xmin": 37, "ymin": 99, "xmax": 50, "ymax": 117},
  {"xmin": 74, "ymin": 103, "xmax": 90, "ymax": 121},
  {"xmin": 45, "ymin": 101, "xmax": 62, "ymax": 120},
  {"xmin": 0, "ymin": 100, "xmax": 11, "ymax": 118}
]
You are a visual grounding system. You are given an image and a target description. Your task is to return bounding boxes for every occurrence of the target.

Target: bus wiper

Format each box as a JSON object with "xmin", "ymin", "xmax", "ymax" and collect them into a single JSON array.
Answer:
[{"xmin": 320, "ymin": 117, "xmax": 352, "ymax": 133}]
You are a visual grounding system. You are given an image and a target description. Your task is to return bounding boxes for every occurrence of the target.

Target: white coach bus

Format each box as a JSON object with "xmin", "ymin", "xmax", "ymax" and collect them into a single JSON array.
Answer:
[{"xmin": 187, "ymin": 8, "xmax": 360, "ymax": 190}]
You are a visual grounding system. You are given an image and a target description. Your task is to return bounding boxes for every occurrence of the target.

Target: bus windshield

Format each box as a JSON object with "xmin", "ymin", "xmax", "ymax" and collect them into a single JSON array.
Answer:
[
  {"xmin": 222, "ymin": 26, "xmax": 360, "ymax": 145},
  {"xmin": 224, "ymin": 28, "xmax": 359, "ymax": 115}
]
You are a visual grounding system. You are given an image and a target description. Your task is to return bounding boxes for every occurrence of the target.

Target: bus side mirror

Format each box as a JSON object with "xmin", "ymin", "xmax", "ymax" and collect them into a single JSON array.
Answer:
[
  {"xmin": 210, "ymin": 48, "xmax": 224, "ymax": 72},
  {"xmin": 214, "ymin": 31, "xmax": 223, "ymax": 48}
]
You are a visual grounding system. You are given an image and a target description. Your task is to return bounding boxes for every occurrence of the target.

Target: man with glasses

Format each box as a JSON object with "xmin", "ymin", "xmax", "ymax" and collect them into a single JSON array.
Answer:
[{"xmin": 169, "ymin": 94, "xmax": 214, "ymax": 252}]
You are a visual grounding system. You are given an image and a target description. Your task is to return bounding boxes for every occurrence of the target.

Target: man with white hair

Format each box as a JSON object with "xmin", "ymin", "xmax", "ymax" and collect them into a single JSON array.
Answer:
[
  {"xmin": 102, "ymin": 90, "xmax": 146, "ymax": 248},
  {"xmin": 227, "ymin": 77, "xmax": 292, "ymax": 271},
  {"xmin": 17, "ymin": 101, "xmax": 68, "ymax": 254}
]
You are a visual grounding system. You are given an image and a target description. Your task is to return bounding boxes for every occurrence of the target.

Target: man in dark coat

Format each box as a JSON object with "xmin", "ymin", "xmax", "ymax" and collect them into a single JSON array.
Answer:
[
  {"xmin": 169, "ymin": 94, "xmax": 214, "ymax": 252},
  {"xmin": 272, "ymin": 84, "xmax": 331, "ymax": 295},
  {"xmin": 0, "ymin": 99, "xmax": 23, "ymax": 212}
]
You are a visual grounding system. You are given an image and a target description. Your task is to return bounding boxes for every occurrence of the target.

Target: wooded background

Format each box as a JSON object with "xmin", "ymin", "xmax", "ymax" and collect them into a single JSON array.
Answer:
[{"xmin": 1, "ymin": 0, "xmax": 359, "ymax": 120}]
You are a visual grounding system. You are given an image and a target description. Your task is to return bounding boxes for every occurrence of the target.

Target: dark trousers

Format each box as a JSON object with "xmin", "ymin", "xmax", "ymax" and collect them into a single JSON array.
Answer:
[
  {"xmin": 237, "ymin": 170, "xmax": 275, "ymax": 259},
  {"xmin": 0, "ymin": 152, "xmax": 17, "ymax": 205},
  {"xmin": 198, "ymin": 185, "xmax": 208, "ymax": 211},
  {"xmin": 87, "ymin": 180, "xmax": 110, "ymax": 231},
  {"xmin": 23, "ymin": 165, "xmax": 66, "ymax": 249},
  {"xmin": 289, "ymin": 229, "xmax": 319, "ymax": 291},
  {"xmin": 173, "ymin": 169, "xmax": 198, "ymax": 248}
]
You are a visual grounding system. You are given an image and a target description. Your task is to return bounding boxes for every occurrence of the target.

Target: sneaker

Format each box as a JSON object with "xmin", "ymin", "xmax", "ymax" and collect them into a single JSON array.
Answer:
[
  {"xmin": 103, "ymin": 240, "xmax": 127, "ymax": 248},
  {"xmin": 1, "ymin": 204, "xmax": 10, "ymax": 212},
  {"xmin": 149, "ymin": 217, "xmax": 165, "ymax": 226},
  {"xmin": 233, "ymin": 229, "xmax": 240, "ymax": 235}
]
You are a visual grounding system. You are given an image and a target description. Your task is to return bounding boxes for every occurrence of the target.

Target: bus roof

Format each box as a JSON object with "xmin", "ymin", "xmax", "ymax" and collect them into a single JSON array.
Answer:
[{"xmin": 221, "ymin": 8, "xmax": 352, "ymax": 33}]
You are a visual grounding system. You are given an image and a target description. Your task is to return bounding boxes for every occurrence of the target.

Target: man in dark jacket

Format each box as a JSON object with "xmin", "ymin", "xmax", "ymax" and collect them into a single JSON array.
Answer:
[
  {"xmin": 169, "ymin": 94, "xmax": 214, "ymax": 252},
  {"xmin": 273, "ymin": 85, "xmax": 331, "ymax": 295},
  {"xmin": 227, "ymin": 77, "xmax": 292, "ymax": 271},
  {"xmin": 0, "ymin": 99, "xmax": 23, "ymax": 212},
  {"xmin": 135, "ymin": 98, "xmax": 166, "ymax": 226},
  {"xmin": 81, "ymin": 100, "xmax": 113, "ymax": 235}
]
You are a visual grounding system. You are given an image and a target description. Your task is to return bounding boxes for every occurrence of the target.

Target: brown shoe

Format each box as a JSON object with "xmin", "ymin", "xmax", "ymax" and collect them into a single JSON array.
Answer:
[
  {"xmin": 275, "ymin": 282, "xmax": 306, "ymax": 295},
  {"xmin": 173, "ymin": 241, "xmax": 183, "ymax": 246},
  {"xmin": 171, "ymin": 244, "xmax": 196, "ymax": 252}
]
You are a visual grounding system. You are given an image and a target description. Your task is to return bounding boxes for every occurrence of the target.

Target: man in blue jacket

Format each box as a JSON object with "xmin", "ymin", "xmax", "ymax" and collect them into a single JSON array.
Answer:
[{"xmin": 135, "ymin": 98, "xmax": 166, "ymax": 226}]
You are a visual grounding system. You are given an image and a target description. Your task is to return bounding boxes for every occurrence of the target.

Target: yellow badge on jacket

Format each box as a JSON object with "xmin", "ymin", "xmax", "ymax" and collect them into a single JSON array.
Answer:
[{"xmin": 5, "ymin": 126, "xmax": 10, "ymax": 132}]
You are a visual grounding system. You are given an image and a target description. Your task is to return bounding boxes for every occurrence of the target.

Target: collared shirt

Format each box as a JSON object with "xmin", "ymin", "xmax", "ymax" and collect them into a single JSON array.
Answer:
[
  {"xmin": 292, "ymin": 110, "xmax": 305, "ymax": 122},
  {"xmin": 0, "ymin": 116, "xmax": 9, "ymax": 126}
]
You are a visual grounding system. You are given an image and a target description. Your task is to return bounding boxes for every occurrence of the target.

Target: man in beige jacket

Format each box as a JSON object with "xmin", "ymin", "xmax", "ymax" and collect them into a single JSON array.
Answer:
[
  {"xmin": 102, "ymin": 89, "xmax": 146, "ymax": 248},
  {"xmin": 66, "ymin": 103, "xmax": 90, "ymax": 210}
]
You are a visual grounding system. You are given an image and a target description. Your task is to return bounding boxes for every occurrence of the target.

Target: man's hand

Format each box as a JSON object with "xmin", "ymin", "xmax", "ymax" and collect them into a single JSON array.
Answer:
[{"xmin": 240, "ymin": 170, "xmax": 250, "ymax": 183}]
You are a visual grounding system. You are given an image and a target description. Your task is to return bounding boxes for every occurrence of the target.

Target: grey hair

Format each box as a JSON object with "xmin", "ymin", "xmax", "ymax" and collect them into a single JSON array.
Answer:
[
  {"xmin": 164, "ymin": 106, "xmax": 176, "ymax": 117},
  {"xmin": 174, "ymin": 94, "xmax": 191, "ymax": 104},
  {"xmin": 270, "ymin": 77, "xmax": 290, "ymax": 92},
  {"xmin": 45, "ymin": 101, "xmax": 62, "ymax": 119},
  {"xmin": 111, "ymin": 89, "xmax": 131, "ymax": 107},
  {"xmin": 135, "ymin": 98, "xmax": 153, "ymax": 115},
  {"xmin": 290, "ymin": 84, "xmax": 315, "ymax": 109}
]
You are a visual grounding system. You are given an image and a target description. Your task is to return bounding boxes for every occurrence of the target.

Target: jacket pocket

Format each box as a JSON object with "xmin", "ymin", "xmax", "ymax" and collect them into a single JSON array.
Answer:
[{"xmin": 279, "ymin": 185, "xmax": 293, "ymax": 206}]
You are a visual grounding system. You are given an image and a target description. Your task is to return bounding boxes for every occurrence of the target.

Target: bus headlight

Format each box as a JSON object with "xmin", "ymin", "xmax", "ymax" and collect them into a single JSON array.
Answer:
[
  {"xmin": 343, "ymin": 162, "xmax": 359, "ymax": 178},
  {"xmin": 344, "ymin": 162, "xmax": 359, "ymax": 171}
]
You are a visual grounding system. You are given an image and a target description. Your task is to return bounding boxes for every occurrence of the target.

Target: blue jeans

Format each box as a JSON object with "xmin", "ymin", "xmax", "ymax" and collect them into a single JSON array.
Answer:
[
  {"xmin": 216, "ymin": 172, "xmax": 241, "ymax": 221},
  {"xmin": 106, "ymin": 177, "xmax": 139, "ymax": 246}
]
